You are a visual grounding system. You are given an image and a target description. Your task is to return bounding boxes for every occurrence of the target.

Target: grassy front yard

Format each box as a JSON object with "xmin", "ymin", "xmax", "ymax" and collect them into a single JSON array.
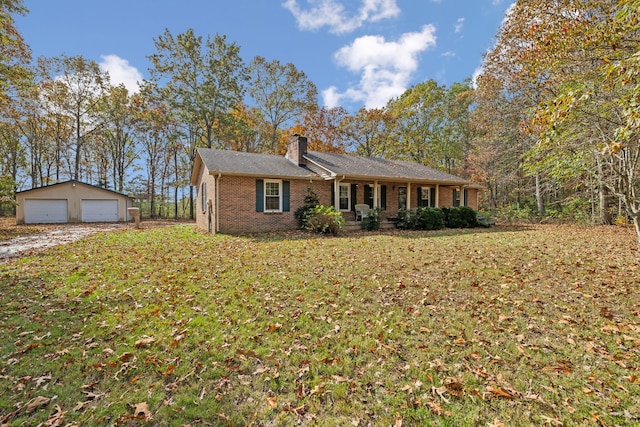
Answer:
[{"xmin": 1, "ymin": 224, "xmax": 639, "ymax": 426}]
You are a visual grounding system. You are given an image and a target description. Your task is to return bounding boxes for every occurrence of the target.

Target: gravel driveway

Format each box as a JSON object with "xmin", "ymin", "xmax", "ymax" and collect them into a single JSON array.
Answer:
[{"xmin": 0, "ymin": 223, "xmax": 128, "ymax": 262}]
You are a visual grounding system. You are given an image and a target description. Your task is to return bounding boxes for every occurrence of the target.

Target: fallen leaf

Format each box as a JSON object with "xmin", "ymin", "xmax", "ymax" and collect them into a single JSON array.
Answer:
[
  {"xmin": 487, "ymin": 386, "xmax": 514, "ymax": 399},
  {"xmin": 132, "ymin": 402, "xmax": 151, "ymax": 420},
  {"xmin": 26, "ymin": 396, "xmax": 50, "ymax": 413},
  {"xmin": 135, "ymin": 337, "xmax": 155, "ymax": 348},
  {"xmin": 44, "ymin": 404, "xmax": 66, "ymax": 427},
  {"xmin": 266, "ymin": 396, "xmax": 277, "ymax": 409}
]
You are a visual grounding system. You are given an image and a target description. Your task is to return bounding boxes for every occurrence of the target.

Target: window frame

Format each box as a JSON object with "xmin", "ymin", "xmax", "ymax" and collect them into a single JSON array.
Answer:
[
  {"xmin": 264, "ymin": 179, "xmax": 283, "ymax": 213},
  {"xmin": 200, "ymin": 182, "xmax": 207, "ymax": 212},
  {"xmin": 338, "ymin": 183, "xmax": 351, "ymax": 211},
  {"xmin": 421, "ymin": 187, "xmax": 431, "ymax": 207}
]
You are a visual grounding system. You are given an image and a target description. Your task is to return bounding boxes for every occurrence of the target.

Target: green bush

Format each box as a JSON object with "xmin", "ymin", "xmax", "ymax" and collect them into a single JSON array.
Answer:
[
  {"xmin": 361, "ymin": 208, "xmax": 381, "ymax": 231},
  {"xmin": 294, "ymin": 187, "xmax": 320, "ymax": 229},
  {"xmin": 443, "ymin": 206, "xmax": 478, "ymax": 228},
  {"xmin": 306, "ymin": 205, "xmax": 345, "ymax": 235},
  {"xmin": 394, "ymin": 209, "xmax": 414, "ymax": 230},
  {"xmin": 476, "ymin": 211, "xmax": 495, "ymax": 228},
  {"xmin": 416, "ymin": 207, "xmax": 445, "ymax": 230}
]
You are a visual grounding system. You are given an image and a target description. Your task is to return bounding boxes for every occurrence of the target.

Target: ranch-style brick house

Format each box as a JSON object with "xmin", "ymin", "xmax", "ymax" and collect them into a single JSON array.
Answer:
[{"xmin": 191, "ymin": 135, "xmax": 480, "ymax": 234}]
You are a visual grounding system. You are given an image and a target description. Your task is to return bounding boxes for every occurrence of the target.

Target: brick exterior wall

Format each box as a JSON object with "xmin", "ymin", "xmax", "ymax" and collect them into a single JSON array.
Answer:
[{"xmin": 194, "ymin": 165, "xmax": 480, "ymax": 233}]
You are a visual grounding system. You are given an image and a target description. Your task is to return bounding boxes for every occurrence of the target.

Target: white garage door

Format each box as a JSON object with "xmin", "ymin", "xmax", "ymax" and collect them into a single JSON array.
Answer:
[
  {"xmin": 24, "ymin": 199, "xmax": 68, "ymax": 224},
  {"xmin": 82, "ymin": 199, "xmax": 119, "ymax": 222}
]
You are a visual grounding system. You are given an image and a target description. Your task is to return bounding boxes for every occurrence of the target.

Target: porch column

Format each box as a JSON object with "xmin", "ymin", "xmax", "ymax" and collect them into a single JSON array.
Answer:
[
  {"xmin": 333, "ymin": 178, "xmax": 340, "ymax": 210},
  {"xmin": 407, "ymin": 183, "xmax": 411, "ymax": 209},
  {"xmin": 435, "ymin": 184, "xmax": 439, "ymax": 207},
  {"xmin": 373, "ymin": 180, "xmax": 379, "ymax": 208}
]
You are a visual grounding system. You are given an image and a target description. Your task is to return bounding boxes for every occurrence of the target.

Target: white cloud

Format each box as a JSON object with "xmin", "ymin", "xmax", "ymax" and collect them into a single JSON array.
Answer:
[
  {"xmin": 99, "ymin": 54, "xmax": 143, "ymax": 94},
  {"xmin": 442, "ymin": 51, "xmax": 456, "ymax": 57},
  {"xmin": 324, "ymin": 25, "xmax": 437, "ymax": 108},
  {"xmin": 454, "ymin": 17, "xmax": 464, "ymax": 33},
  {"xmin": 282, "ymin": 0, "xmax": 400, "ymax": 34}
]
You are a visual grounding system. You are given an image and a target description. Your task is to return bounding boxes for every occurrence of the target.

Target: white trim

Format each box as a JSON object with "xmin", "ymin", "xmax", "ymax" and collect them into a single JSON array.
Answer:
[
  {"xmin": 338, "ymin": 183, "xmax": 351, "ymax": 212},
  {"xmin": 264, "ymin": 179, "xmax": 283, "ymax": 212}
]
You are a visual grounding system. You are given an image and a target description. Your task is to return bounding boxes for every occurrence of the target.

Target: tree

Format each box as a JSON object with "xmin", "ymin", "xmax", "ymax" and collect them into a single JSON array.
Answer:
[
  {"xmin": 341, "ymin": 107, "xmax": 394, "ymax": 158},
  {"xmin": 291, "ymin": 106, "xmax": 348, "ymax": 154},
  {"xmin": 0, "ymin": 0, "xmax": 31, "ymax": 113},
  {"xmin": 99, "ymin": 84, "xmax": 138, "ymax": 192},
  {"xmin": 387, "ymin": 80, "xmax": 448, "ymax": 168},
  {"xmin": 35, "ymin": 55, "xmax": 109, "ymax": 181},
  {"xmin": 248, "ymin": 56, "xmax": 318, "ymax": 152},
  {"xmin": 148, "ymin": 29, "xmax": 248, "ymax": 150}
]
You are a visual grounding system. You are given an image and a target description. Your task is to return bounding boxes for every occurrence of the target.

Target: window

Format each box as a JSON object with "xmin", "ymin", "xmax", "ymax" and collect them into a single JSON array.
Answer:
[
  {"xmin": 421, "ymin": 187, "xmax": 430, "ymax": 207},
  {"xmin": 200, "ymin": 182, "xmax": 207, "ymax": 212},
  {"xmin": 264, "ymin": 180, "xmax": 282, "ymax": 212},
  {"xmin": 398, "ymin": 187, "xmax": 407, "ymax": 210},
  {"xmin": 339, "ymin": 184, "xmax": 350, "ymax": 211},
  {"xmin": 453, "ymin": 188, "xmax": 461, "ymax": 207}
]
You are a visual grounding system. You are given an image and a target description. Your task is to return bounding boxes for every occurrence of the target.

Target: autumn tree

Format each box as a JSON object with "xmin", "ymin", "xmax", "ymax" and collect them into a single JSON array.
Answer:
[
  {"xmin": 35, "ymin": 55, "xmax": 109, "ymax": 182},
  {"xmin": 97, "ymin": 84, "xmax": 138, "ymax": 192},
  {"xmin": 341, "ymin": 107, "xmax": 394, "ymax": 158},
  {"xmin": 0, "ymin": 0, "xmax": 31, "ymax": 113},
  {"xmin": 248, "ymin": 56, "xmax": 318, "ymax": 152},
  {"xmin": 148, "ymin": 29, "xmax": 248, "ymax": 150},
  {"xmin": 291, "ymin": 106, "xmax": 348, "ymax": 154},
  {"xmin": 481, "ymin": 0, "xmax": 640, "ymax": 234}
]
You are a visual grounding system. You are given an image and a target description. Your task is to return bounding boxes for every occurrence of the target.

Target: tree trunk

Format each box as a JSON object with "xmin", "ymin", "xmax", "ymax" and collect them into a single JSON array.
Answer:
[
  {"xmin": 535, "ymin": 172, "xmax": 544, "ymax": 216},
  {"xmin": 599, "ymin": 186, "xmax": 613, "ymax": 225}
]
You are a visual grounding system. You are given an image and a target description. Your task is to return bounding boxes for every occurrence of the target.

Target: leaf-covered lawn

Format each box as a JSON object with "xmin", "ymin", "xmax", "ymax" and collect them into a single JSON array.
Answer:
[{"xmin": 1, "ymin": 224, "xmax": 639, "ymax": 426}]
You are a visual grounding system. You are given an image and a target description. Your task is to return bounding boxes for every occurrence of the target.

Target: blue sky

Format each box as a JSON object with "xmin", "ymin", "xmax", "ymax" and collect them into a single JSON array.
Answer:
[{"xmin": 15, "ymin": 0, "xmax": 513, "ymax": 111}]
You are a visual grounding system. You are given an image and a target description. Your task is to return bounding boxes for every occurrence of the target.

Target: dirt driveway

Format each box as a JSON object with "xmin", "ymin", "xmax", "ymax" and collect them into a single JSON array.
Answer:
[
  {"xmin": 0, "ymin": 223, "xmax": 129, "ymax": 262},
  {"xmin": 0, "ymin": 219, "xmax": 193, "ymax": 262}
]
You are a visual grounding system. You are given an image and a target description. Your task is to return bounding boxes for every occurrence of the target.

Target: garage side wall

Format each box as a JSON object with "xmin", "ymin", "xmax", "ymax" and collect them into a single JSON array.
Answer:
[{"xmin": 16, "ymin": 182, "xmax": 133, "ymax": 224}]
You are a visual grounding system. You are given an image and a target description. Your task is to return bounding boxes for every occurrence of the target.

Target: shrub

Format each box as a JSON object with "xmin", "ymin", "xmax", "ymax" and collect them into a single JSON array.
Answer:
[
  {"xmin": 361, "ymin": 208, "xmax": 381, "ymax": 231},
  {"xmin": 476, "ymin": 211, "xmax": 495, "ymax": 228},
  {"xmin": 394, "ymin": 209, "xmax": 414, "ymax": 230},
  {"xmin": 443, "ymin": 206, "xmax": 478, "ymax": 228},
  {"xmin": 294, "ymin": 187, "xmax": 320, "ymax": 229},
  {"xmin": 306, "ymin": 205, "xmax": 345, "ymax": 235},
  {"xmin": 415, "ymin": 207, "xmax": 445, "ymax": 230}
]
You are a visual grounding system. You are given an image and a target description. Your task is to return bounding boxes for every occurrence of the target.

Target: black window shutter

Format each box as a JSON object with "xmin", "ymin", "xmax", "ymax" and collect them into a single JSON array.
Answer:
[
  {"xmin": 283, "ymin": 181, "xmax": 290, "ymax": 212},
  {"xmin": 351, "ymin": 184, "xmax": 357, "ymax": 211},
  {"xmin": 256, "ymin": 179, "xmax": 264, "ymax": 212},
  {"xmin": 430, "ymin": 187, "xmax": 436, "ymax": 208},
  {"xmin": 417, "ymin": 187, "xmax": 422, "ymax": 207},
  {"xmin": 463, "ymin": 189, "xmax": 468, "ymax": 207},
  {"xmin": 381, "ymin": 185, "xmax": 387, "ymax": 210},
  {"xmin": 331, "ymin": 184, "xmax": 335, "ymax": 208}
]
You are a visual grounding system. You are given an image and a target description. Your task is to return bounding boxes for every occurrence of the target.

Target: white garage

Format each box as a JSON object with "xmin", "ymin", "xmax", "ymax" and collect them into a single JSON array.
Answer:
[
  {"xmin": 15, "ymin": 180, "xmax": 134, "ymax": 225},
  {"xmin": 24, "ymin": 199, "xmax": 68, "ymax": 224},
  {"xmin": 81, "ymin": 199, "xmax": 119, "ymax": 222}
]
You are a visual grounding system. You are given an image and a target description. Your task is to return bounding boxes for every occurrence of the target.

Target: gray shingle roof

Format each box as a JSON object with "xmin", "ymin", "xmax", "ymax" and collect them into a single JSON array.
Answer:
[
  {"xmin": 196, "ymin": 148, "xmax": 469, "ymax": 185},
  {"xmin": 196, "ymin": 148, "xmax": 317, "ymax": 178},
  {"xmin": 305, "ymin": 151, "xmax": 469, "ymax": 184}
]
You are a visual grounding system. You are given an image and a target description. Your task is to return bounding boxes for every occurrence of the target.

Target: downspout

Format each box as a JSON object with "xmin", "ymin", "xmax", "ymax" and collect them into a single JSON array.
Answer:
[{"xmin": 215, "ymin": 173, "xmax": 221, "ymax": 233}]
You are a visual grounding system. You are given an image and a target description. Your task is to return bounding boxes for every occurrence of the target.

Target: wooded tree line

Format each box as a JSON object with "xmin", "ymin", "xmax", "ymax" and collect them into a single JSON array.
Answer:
[{"xmin": 2, "ymin": 1, "xmax": 639, "ymax": 238}]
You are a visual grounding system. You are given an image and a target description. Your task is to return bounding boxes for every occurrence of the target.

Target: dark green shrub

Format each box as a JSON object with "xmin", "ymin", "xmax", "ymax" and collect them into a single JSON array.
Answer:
[
  {"xmin": 394, "ymin": 209, "xmax": 414, "ymax": 230},
  {"xmin": 306, "ymin": 205, "xmax": 345, "ymax": 235},
  {"xmin": 443, "ymin": 206, "xmax": 478, "ymax": 228},
  {"xmin": 361, "ymin": 208, "xmax": 381, "ymax": 231},
  {"xmin": 416, "ymin": 207, "xmax": 445, "ymax": 230},
  {"xmin": 294, "ymin": 187, "xmax": 320, "ymax": 229}
]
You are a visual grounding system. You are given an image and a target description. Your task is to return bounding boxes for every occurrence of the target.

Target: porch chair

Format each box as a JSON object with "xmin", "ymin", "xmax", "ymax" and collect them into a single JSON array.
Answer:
[{"xmin": 354, "ymin": 204, "xmax": 371, "ymax": 221}]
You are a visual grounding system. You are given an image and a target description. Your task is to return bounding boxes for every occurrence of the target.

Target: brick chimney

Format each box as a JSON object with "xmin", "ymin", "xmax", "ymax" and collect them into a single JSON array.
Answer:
[{"xmin": 286, "ymin": 134, "xmax": 308, "ymax": 166}]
